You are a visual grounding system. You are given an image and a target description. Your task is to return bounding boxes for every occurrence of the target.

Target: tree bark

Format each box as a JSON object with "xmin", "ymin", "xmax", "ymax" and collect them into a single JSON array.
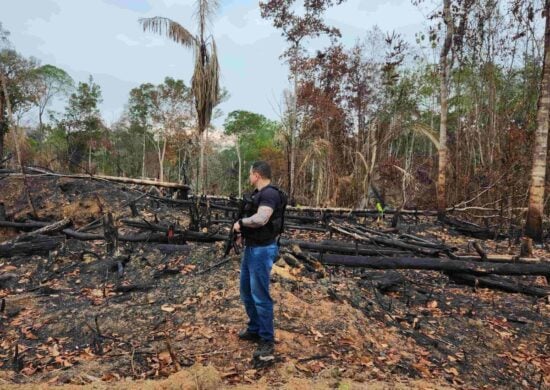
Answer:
[
  {"xmin": 312, "ymin": 253, "xmax": 550, "ymax": 277},
  {"xmin": 0, "ymin": 235, "xmax": 64, "ymax": 257},
  {"xmin": 236, "ymin": 135, "xmax": 242, "ymax": 198},
  {"xmin": 0, "ymin": 76, "xmax": 5, "ymax": 164},
  {"xmin": 279, "ymin": 238, "xmax": 411, "ymax": 256},
  {"xmin": 447, "ymin": 272, "xmax": 549, "ymax": 297},
  {"xmin": 142, "ymin": 127, "xmax": 147, "ymax": 178},
  {"xmin": 103, "ymin": 212, "xmax": 118, "ymax": 255},
  {"xmin": 0, "ymin": 122, "xmax": 4, "ymax": 166},
  {"xmin": 18, "ymin": 218, "xmax": 71, "ymax": 239},
  {"xmin": 525, "ymin": 0, "xmax": 550, "ymax": 242},
  {"xmin": 437, "ymin": 0, "xmax": 453, "ymax": 220},
  {"xmin": 199, "ymin": 130, "xmax": 205, "ymax": 194}
]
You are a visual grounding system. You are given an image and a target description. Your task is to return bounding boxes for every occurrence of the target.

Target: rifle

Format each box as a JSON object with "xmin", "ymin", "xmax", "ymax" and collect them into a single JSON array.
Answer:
[
  {"xmin": 198, "ymin": 196, "xmax": 247, "ymax": 275},
  {"xmin": 224, "ymin": 195, "xmax": 248, "ymax": 256}
]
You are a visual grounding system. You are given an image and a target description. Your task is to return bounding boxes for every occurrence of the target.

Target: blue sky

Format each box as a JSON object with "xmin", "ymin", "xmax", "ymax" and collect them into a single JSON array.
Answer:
[{"xmin": 1, "ymin": 0, "xmax": 427, "ymax": 128}]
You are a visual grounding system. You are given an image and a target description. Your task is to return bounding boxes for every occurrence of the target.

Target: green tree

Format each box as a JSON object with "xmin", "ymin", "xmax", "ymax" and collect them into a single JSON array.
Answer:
[
  {"xmin": 0, "ymin": 42, "xmax": 40, "ymax": 164},
  {"xmin": 126, "ymin": 78, "xmax": 193, "ymax": 182},
  {"xmin": 54, "ymin": 76, "xmax": 103, "ymax": 172},
  {"xmin": 128, "ymin": 82, "xmax": 155, "ymax": 178},
  {"xmin": 223, "ymin": 110, "xmax": 278, "ymax": 196},
  {"xmin": 34, "ymin": 64, "xmax": 74, "ymax": 130}
]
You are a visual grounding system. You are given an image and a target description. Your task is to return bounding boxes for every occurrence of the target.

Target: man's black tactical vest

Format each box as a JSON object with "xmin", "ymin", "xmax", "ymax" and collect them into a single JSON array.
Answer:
[{"xmin": 241, "ymin": 184, "xmax": 287, "ymax": 246}]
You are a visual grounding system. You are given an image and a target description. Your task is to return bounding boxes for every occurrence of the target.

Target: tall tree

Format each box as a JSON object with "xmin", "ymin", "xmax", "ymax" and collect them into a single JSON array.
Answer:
[
  {"xmin": 260, "ymin": 0, "xmax": 346, "ymax": 200},
  {"xmin": 223, "ymin": 110, "xmax": 278, "ymax": 197},
  {"xmin": 525, "ymin": 0, "xmax": 550, "ymax": 241},
  {"xmin": 57, "ymin": 76, "xmax": 103, "ymax": 172},
  {"xmin": 150, "ymin": 78, "xmax": 193, "ymax": 183},
  {"xmin": 127, "ymin": 78, "xmax": 193, "ymax": 182},
  {"xmin": 139, "ymin": 0, "xmax": 220, "ymax": 193},
  {"xmin": 128, "ymin": 82, "xmax": 155, "ymax": 178},
  {"xmin": 0, "ymin": 49, "xmax": 39, "ymax": 165},
  {"xmin": 34, "ymin": 64, "xmax": 74, "ymax": 129},
  {"xmin": 437, "ymin": 0, "xmax": 453, "ymax": 219}
]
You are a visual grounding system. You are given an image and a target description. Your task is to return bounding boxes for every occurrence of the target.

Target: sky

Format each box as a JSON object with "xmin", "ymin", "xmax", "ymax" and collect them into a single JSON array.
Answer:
[{"xmin": 1, "ymin": 0, "xmax": 428, "ymax": 128}]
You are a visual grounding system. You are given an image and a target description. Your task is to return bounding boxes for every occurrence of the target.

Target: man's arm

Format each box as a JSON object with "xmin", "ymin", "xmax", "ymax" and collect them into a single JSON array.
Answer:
[{"xmin": 241, "ymin": 206, "xmax": 274, "ymax": 228}]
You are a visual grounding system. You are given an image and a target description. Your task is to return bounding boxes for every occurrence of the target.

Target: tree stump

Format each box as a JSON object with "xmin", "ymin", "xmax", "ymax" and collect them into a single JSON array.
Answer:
[
  {"xmin": 103, "ymin": 213, "xmax": 118, "ymax": 255},
  {"xmin": 520, "ymin": 237, "xmax": 534, "ymax": 258},
  {"xmin": 129, "ymin": 201, "xmax": 139, "ymax": 217}
]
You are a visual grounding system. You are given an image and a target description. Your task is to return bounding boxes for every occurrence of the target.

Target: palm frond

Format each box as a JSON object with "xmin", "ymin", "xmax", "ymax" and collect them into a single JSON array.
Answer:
[
  {"xmin": 194, "ymin": 0, "xmax": 220, "ymax": 35},
  {"xmin": 411, "ymin": 123, "xmax": 440, "ymax": 150},
  {"xmin": 192, "ymin": 44, "xmax": 206, "ymax": 132},
  {"xmin": 139, "ymin": 17, "xmax": 196, "ymax": 48},
  {"xmin": 207, "ymin": 39, "xmax": 220, "ymax": 108},
  {"xmin": 192, "ymin": 39, "xmax": 220, "ymax": 134}
]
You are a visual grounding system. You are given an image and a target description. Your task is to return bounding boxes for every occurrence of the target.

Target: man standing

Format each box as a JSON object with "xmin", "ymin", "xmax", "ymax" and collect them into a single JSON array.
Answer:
[{"xmin": 233, "ymin": 161, "xmax": 285, "ymax": 361}]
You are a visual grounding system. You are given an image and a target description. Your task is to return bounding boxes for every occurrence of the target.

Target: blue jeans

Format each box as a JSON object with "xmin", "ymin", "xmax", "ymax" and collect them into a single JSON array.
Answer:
[{"xmin": 240, "ymin": 242, "xmax": 278, "ymax": 342}]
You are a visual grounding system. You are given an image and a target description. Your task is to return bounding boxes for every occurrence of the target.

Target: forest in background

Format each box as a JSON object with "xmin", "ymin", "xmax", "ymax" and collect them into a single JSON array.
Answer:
[{"xmin": 0, "ymin": 0, "xmax": 549, "ymax": 240}]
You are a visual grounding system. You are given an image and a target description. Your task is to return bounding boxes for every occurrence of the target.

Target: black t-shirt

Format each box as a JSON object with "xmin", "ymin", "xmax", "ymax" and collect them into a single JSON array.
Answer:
[
  {"xmin": 253, "ymin": 185, "xmax": 281, "ymax": 211},
  {"xmin": 243, "ymin": 184, "xmax": 283, "ymax": 246}
]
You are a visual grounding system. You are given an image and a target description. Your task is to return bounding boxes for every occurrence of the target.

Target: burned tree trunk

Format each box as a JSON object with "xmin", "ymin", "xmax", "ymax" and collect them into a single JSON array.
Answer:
[
  {"xmin": 447, "ymin": 273, "xmax": 550, "ymax": 297},
  {"xmin": 437, "ymin": 0, "xmax": 453, "ymax": 220},
  {"xmin": 0, "ymin": 235, "xmax": 64, "ymax": 257},
  {"xmin": 312, "ymin": 254, "xmax": 550, "ymax": 277},
  {"xmin": 103, "ymin": 213, "xmax": 118, "ymax": 255}
]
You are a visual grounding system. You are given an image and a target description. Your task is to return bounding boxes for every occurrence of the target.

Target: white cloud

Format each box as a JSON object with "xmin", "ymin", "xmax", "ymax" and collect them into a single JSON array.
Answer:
[{"xmin": 2, "ymin": 0, "xmax": 426, "ymax": 126}]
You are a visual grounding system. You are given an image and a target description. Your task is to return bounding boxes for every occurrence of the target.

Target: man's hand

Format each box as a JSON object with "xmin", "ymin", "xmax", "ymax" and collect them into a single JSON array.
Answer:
[
  {"xmin": 235, "ymin": 233, "xmax": 243, "ymax": 249},
  {"xmin": 233, "ymin": 220, "xmax": 241, "ymax": 232}
]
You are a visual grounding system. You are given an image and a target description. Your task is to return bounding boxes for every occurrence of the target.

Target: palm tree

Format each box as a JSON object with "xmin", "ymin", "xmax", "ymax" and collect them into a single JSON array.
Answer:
[{"xmin": 139, "ymin": 0, "xmax": 220, "ymax": 194}]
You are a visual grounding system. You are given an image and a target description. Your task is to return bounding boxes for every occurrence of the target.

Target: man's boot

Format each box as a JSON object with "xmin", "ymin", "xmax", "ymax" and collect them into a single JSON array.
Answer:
[
  {"xmin": 238, "ymin": 329, "xmax": 261, "ymax": 342},
  {"xmin": 253, "ymin": 340, "xmax": 275, "ymax": 361}
]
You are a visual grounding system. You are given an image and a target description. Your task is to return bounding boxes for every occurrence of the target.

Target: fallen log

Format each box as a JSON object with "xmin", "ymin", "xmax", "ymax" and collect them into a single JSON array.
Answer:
[
  {"xmin": 330, "ymin": 223, "xmax": 441, "ymax": 256},
  {"xmin": 286, "ymin": 224, "xmax": 327, "ymax": 232},
  {"xmin": 279, "ymin": 239, "xmax": 411, "ymax": 257},
  {"xmin": 398, "ymin": 233, "xmax": 454, "ymax": 251},
  {"xmin": 443, "ymin": 216, "xmax": 506, "ymax": 239},
  {"xmin": 114, "ymin": 284, "xmax": 154, "ymax": 293},
  {"xmin": 311, "ymin": 253, "xmax": 550, "ymax": 277},
  {"xmin": 359, "ymin": 271, "xmax": 405, "ymax": 293},
  {"xmin": 0, "ymin": 220, "xmax": 50, "ymax": 230},
  {"xmin": 449, "ymin": 253, "xmax": 545, "ymax": 264},
  {"xmin": 286, "ymin": 205, "xmax": 438, "ymax": 216},
  {"xmin": 0, "ymin": 222, "xmax": 192, "ymax": 244},
  {"xmin": 119, "ymin": 219, "xmax": 226, "ymax": 242},
  {"xmin": 18, "ymin": 167, "xmax": 191, "ymax": 190},
  {"xmin": 447, "ymin": 273, "xmax": 550, "ymax": 297},
  {"xmin": 0, "ymin": 273, "xmax": 17, "ymax": 286},
  {"xmin": 152, "ymin": 244, "xmax": 192, "ymax": 254},
  {"xmin": 0, "ymin": 235, "xmax": 64, "ymax": 257},
  {"xmin": 24, "ymin": 218, "xmax": 71, "ymax": 236},
  {"xmin": 62, "ymin": 230, "xmax": 104, "ymax": 240}
]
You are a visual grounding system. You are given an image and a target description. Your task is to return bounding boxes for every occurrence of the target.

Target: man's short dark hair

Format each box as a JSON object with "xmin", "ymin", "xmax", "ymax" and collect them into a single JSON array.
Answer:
[{"xmin": 251, "ymin": 161, "xmax": 272, "ymax": 179}]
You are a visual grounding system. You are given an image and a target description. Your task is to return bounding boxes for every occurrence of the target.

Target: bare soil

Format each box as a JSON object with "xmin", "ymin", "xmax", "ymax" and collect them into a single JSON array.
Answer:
[{"xmin": 0, "ymin": 176, "xmax": 549, "ymax": 389}]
